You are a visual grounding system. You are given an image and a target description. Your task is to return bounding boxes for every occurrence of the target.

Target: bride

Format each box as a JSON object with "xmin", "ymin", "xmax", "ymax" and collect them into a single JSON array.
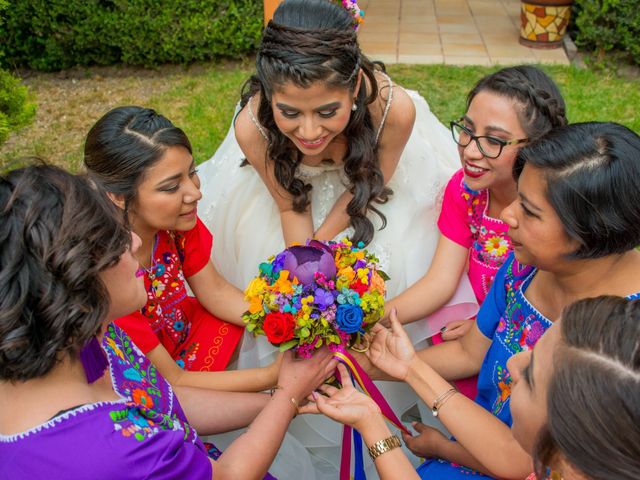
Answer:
[{"xmin": 197, "ymin": 0, "xmax": 476, "ymax": 477}]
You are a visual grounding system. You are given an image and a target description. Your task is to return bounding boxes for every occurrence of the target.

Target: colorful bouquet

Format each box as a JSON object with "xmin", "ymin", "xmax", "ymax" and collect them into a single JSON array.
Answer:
[{"xmin": 242, "ymin": 239, "xmax": 388, "ymax": 357}]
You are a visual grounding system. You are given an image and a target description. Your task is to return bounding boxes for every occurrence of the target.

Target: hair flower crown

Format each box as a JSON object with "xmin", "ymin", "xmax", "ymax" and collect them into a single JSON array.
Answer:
[{"xmin": 334, "ymin": 0, "xmax": 364, "ymax": 30}]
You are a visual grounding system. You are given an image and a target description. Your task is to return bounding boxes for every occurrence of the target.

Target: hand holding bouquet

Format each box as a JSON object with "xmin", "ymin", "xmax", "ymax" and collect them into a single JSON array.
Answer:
[{"xmin": 242, "ymin": 239, "xmax": 388, "ymax": 357}]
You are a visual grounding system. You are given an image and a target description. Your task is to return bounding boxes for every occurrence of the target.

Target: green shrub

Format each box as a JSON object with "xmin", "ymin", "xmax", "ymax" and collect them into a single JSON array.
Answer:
[
  {"xmin": 0, "ymin": 69, "xmax": 36, "ymax": 145},
  {"xmin": 0, "ymin": 0, "xmax": 263, "ymax": 71},
  {"xmin": 574, "ymin": 0, "xmax": 640, "ymax": 66}
]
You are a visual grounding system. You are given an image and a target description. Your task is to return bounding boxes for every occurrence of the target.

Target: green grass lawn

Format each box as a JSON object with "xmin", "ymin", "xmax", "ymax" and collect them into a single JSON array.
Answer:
[{"xmin": 1, "ymin": 62, "xmax": 639, "ymax": 170}]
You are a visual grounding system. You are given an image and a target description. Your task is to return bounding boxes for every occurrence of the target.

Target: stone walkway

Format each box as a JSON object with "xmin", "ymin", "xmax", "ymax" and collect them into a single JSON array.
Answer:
[{"xmin": 357, "ymin": 0, "xmax": 570, "ymax": 65}]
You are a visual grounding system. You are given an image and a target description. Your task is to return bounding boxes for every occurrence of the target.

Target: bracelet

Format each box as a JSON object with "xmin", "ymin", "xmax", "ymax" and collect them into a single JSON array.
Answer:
[
  {"xmin": 270, "ymin": 385, "xmax": 298, "ymax": 418},
  {"xmin": 431, "ymin": 387, "xmax": 457, "ymax": 417},
  {"xmin": 368, "ymin": 435, "xmax": 402, "ymax": 461},
  {"xmin": 269, "ymin": 385, "xmax": 283, "ymax": 396}
]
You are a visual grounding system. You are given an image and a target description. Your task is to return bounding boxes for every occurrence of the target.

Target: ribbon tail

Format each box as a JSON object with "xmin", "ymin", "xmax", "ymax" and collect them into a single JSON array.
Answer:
[{"xmin": 353, "ymin": 428, "xmax": 366, "ymax": 480}]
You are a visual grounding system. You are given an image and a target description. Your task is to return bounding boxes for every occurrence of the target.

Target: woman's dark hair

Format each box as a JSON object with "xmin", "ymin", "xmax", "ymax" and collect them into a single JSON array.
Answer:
[
  {"xmin": 0, "ymin": 164, "xmax": 131, "ymax": 381},
  {"xmin": 514, "ymin": 121, "xmax": 640, "ymax": 258},
  {"xmin": 242, "ymin": 0, "xmax": 390, "ymax": 245},
  {"xmin": 467, "ymin": 65, "xmax": 567, "ymax": 141},
  {"xmin": 84, "ymin": 105, "xmax": 192, "ymax": 213},
  {"xmin": 534, "ymin": 296, "xmax": 640, "ymax": 479}
]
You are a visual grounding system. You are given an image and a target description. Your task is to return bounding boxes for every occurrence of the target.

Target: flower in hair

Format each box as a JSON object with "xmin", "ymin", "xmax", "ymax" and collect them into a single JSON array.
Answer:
[{"xmin": 334, "ymin": 0, "xmax": 364, "ymax": 31}]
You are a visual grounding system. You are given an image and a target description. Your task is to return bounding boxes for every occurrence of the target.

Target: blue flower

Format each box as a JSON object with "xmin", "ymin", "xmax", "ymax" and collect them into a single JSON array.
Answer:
[
  {"xmin": 173, "ymin": 321, "xmax": 184, "ymax": 331},
  {"xmin": 127, "ymin": 409, "xmax": 150, "ymax": 427},
  {"xmin": 336, "ymin": 304, "xmax": 364, "ymax": 334}
]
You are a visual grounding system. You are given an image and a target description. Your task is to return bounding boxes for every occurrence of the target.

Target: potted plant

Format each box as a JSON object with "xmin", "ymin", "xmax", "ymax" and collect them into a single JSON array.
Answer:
[{"xmin": 519, "ymin": 0, "xmax": 574, "ymax": 49}]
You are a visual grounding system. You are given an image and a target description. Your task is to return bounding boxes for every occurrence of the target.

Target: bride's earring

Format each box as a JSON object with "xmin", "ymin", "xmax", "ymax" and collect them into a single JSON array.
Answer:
[{"xmin": 351, "ymin": 102, "xmax": 358, "ymax": 111}]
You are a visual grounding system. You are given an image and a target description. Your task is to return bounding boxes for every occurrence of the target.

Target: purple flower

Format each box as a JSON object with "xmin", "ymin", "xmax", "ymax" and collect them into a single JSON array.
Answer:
[
  {"xmin": 281, "ymin": 242, "xmax": 336, "ymax": 285},
  {"xmin": 314, "ymin": 288, "xmax": 335, "ymax": 311},
  {"xmin": 336, "ymin": 304, "xmax": 364, "ymax": 334}
]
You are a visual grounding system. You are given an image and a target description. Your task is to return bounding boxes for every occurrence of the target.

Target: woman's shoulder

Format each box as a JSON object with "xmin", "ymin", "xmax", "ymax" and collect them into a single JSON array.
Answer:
[
  {"xmin": 234, "ymin": 94, "xmax": 268, "ymax": 158},
  {"xmin": 368, "ymin": 71, "xmax": 415, "ymax": 143}
]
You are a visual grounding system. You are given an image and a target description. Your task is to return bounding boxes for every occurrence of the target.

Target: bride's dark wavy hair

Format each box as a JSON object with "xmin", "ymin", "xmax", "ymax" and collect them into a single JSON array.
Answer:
[{"xmin": 241, "ymin": 0, "xmax": 391, "ymax": 245}]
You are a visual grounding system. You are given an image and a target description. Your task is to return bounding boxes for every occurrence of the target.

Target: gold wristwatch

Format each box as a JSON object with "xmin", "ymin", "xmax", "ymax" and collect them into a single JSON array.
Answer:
[{"xmin": 368, "ymin": 434, "xmax": 402, "ymax": 461}]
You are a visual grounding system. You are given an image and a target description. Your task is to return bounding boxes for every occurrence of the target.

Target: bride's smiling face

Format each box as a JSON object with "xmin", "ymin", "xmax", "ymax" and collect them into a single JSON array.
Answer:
[{"xmin": 270, "ymin": 80, "xmax": 358, "ymax": 156}]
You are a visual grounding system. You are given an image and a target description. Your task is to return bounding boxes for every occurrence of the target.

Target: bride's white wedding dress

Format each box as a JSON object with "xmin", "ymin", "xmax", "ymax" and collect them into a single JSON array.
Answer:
[{"xmin": 197, "ymin": 79, "xmax": 477, "ymax": 479}]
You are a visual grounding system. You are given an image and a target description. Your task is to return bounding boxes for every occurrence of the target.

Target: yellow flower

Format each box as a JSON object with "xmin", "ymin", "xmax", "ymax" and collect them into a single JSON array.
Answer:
[
  {"xmin": 484, "ymin": 236, "xmax": 510, "ymax": 257},
  {"xmin": 245, "ymin": 277, "xmax": 268, "ymax": 299}
]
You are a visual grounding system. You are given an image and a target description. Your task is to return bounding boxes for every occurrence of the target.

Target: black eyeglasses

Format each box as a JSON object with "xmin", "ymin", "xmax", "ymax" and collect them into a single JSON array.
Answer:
[{"xmin": 450, "ymin": 119, "xmax": 528, "ymax": 159}]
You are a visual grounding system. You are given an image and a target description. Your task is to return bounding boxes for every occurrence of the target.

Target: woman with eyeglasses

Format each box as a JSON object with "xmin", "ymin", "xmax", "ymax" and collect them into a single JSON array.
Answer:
[
  {"xmin": 384, "ymin": 66, "xmax": 567, "ymax": 399},
  {"xmin": 362, "ymin": 121, "xmax": 640, "ymax": 479}
]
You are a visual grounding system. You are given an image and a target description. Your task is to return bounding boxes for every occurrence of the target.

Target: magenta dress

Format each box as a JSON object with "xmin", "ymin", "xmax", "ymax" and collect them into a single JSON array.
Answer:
[{"xmin": 0, "ymin": 324, "xmax": 275, "ymax": 479}]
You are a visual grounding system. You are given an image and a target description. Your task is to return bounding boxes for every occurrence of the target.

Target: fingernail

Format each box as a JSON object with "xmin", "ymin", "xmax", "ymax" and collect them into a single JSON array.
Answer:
[
  {"xmin": 312, "ymin": 391, "xmax": 318, "ymax": 399},
  {"xmin": 392, "ymin": 307, "xmax": 397, "ymax": 315},
  {"xmin": 440, "ymin": 326, "xmax": 447, "ymax": 333}
]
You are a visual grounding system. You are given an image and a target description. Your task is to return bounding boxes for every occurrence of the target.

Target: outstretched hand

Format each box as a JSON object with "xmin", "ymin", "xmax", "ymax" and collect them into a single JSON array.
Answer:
[
  {"xmin": 366, "ymin": 308, "xmax": 416, "ymax": 381},
  {"xmin": 298, "ymin": 363, "xmax": 381, "ymax": 431}
]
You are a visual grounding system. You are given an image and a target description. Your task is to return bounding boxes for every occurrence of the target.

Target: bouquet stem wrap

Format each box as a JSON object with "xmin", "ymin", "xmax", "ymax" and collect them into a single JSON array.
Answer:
[{"xmin": 333, "ymin": 347, "xmax": 410, "ymax": 480}]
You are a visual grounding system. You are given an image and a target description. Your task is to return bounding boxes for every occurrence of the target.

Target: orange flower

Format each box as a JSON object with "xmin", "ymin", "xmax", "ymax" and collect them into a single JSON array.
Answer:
[
  {"xmin": 370, "ymin": 272, "xmax": 386, "ymax": 296},
  {"xmin": 272, "ymin": 270, "xmax": 295, "ymax": 295},
  {"xmin": 132, "ymin": 388, "xmax": 154, "ymax": 409}
]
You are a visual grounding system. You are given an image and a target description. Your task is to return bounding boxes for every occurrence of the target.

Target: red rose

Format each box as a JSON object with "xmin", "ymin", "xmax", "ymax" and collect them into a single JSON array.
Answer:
[
  {"xmin": 350, "ymin": 279, "xmax": 368, "ymax": 295},
  {"xmin": 263, "ymin": 312, "xmax": 295, "ymax": 344}
]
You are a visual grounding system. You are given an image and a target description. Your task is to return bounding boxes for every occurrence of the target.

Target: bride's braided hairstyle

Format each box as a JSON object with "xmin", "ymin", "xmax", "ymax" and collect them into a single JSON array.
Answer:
[
  {"xmin": 241, "ymin": 0, "xmax": 391, "ymax": 245},
  {"xmin": 467, "ymin": 65, "xmax": 568, "ymax": 142}
]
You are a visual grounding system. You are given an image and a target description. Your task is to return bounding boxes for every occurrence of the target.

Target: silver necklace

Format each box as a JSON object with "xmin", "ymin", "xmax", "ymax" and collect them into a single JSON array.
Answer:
[{"xmin": 141, "ymin": 234, "xmax": 159, "ymax": 281}]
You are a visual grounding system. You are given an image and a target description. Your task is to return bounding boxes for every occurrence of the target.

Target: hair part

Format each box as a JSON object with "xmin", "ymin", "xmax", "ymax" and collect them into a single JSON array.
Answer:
[
  {"xmin": 0, "ymin": 164, "xmax": 131, "ymax": 381},
  {"xmin": 514, "ymin": 121, "xmax": 640, "ymax": 259},
  {"xmin": 467, "ymin": 65, "xmax": 567, "ymax": 141},
  {"xmin": 534, "ymin": 296, "xmax": 640, "ymax": 479},
  {"xmin": 241, "ymin": 0, "xmax": 390, "ymax": 245},
  {"xmin": 84, "ymin": 105, "xmax": 192, "ymax": 214}
]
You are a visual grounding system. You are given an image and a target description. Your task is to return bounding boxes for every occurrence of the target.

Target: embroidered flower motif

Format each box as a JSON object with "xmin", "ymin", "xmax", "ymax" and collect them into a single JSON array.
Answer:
[
  {"xmin": 123, "ymin": 368, "xmax": 143, "ymax": 382},
  {"xmin": 484, "ymin": 235, "xmax": 510, "ymax": 257},
  {"xmin": 132, "ymin": 388, "xmax": 155, "ymax": 409}
]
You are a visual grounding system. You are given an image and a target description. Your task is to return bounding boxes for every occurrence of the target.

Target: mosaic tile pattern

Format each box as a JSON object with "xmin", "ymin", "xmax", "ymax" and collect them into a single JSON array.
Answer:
[{"xmin": 519, "ymin": 2, "xmax": 571, "ymax": 48}]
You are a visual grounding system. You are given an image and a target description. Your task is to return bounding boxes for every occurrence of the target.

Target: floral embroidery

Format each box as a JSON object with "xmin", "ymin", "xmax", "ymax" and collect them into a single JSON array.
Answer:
[
  {"xmin": 492, "ymin": 364, "xmax": 512, "ymax": 415},
  {"xmin": 103, "ymin": 324, "xmax": 199, "ymax": 444},
  {"xmin": 457, "ymin": 175, "xmax": 512, "ymax": 302},
  {"xmin": 138, "ymin": 229, "xmax": 191, "ymax": 346},
  {"xmin": 484, "ymin": 235, "xmax": 509, "ymax": 257}
]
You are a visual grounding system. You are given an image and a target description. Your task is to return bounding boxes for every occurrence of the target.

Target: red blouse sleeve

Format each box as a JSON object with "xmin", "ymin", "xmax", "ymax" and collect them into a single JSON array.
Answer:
[
  {"xmin": 181, "ymin": 216, "xmax": 214, "ymax": 278},
  {"xmin": 113, "ymin": 312, "xmax": 160, "ymax": 354}
]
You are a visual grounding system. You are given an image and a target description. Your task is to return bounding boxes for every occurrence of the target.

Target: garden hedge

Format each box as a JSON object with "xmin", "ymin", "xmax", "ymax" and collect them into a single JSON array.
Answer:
[
  {"xmin": 574, "ymin": 0, "xmax": 640, "ymax": 66},
  {"xmin": 0, "ymin": 0, "xmax": 263, "ymax": 71}
]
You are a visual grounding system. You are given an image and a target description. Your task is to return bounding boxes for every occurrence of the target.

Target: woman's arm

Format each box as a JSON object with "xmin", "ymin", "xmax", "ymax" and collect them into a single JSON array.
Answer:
[
  {"xmin": 402, "ymin": 423, "xmax": 492, "ymax": 476},
  {"xmin": 314, "ymin": 84, "xmax": 416, "ymax": 242},
  {"xmin": 209, "ymin": 349, "xmax": 338, "ymax": 480},
  {"xmin": 300, "ymin": 364, "xmax": 419, "ymax": 480},
  {"xmin": 235, "ymin": 102, "xmax": 315, "ymax": 246},
  {"xmin": 384, "ymin": 235, "xmax": 469, "ymax": 325},
  {"xmin": 146, "ymin": 344, "xmax": 280, "ymax": 392},
  {"xmin": 371, "ymin": 312, "xmax": 532, "ymax": 479},
  {"xmin": 187, "ymin": 261, "xmax": 246, "ymax": 327},
  {"xmin": 405, "ymin": 356, "xmax": 533, "ymax": 479}
]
